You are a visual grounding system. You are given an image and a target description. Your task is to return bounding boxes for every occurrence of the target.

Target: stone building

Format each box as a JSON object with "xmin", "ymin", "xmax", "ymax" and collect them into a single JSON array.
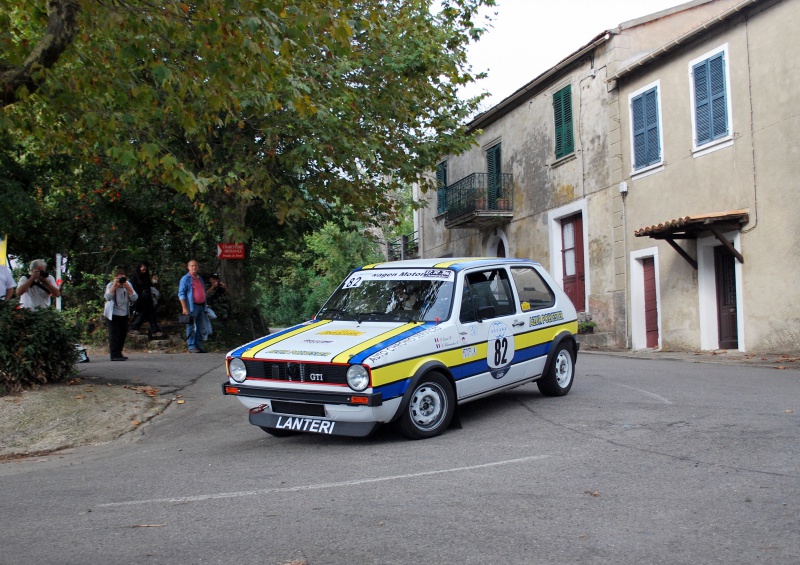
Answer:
[{"xmin": 416, "ymin": 0, "xmax": 747, "ymax": 349}]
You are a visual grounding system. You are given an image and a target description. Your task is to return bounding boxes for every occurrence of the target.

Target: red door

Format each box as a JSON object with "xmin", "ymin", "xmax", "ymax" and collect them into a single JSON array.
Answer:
[
  {"xmin": 715, "ymin": 246, "xmax": 738, "ymax": 349},
  {"xmin": 561, "ymin": 214, "xmax": 585, "ymax": 311},
  {"xmin": 642, "ymin": 257, "xmax": 659, "ymax": 348}
]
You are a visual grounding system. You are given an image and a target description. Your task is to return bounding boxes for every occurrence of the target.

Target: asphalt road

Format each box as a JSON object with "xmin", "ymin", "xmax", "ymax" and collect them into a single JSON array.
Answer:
[{"xmin": 0, "ymin": 352, "xmax": 798, "ymax": 565}]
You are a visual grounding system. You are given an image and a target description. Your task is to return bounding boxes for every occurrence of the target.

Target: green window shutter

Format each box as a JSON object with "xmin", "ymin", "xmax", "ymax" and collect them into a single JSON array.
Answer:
[
  {"xmin": 486, "ymin": 144, "xmax": 501, "ymax": 206},
  {"xmin": 553, "ymin": 85, "xmax": 574, "ymax": 159},
  {"xmin": 436, "ymin": 161, "xmax": 447, "ymax": 214},
  {"xmin": 632, "ymin": 87, "xmax": 660, "ymax": 169},
  {"xmin": 693, "ymin": 52, "xmax": 728, "ymax": 146}
]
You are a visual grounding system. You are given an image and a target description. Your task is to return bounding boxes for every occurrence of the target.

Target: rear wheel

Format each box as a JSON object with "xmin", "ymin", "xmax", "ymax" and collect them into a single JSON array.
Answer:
[
  {"xmin": 398, "ymin": 372, "xmax": 454, "ymax": 440},
  {"xmin": 537, "ymin": 343, "xmax": 575, "ymax": 396},
  {"xmin": 260, "ymin": 426, "xmax": 297, "ymax": 437}
]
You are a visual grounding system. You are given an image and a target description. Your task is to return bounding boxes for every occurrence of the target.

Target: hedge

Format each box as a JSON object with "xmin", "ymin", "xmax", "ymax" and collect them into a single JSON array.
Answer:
[{"xmin": 0, "ymin": 299, "xmax": 79, "ymax": 394}]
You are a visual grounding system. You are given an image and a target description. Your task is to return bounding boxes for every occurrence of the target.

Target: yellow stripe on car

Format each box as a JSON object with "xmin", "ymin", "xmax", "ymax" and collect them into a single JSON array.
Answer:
[
  {"xmin": 332, "ymin": 322, "xmax": 424, "ymax": 364},
  {"xmin": 242, "ymin": 320, "xmax": 332, "ymax": 358}
]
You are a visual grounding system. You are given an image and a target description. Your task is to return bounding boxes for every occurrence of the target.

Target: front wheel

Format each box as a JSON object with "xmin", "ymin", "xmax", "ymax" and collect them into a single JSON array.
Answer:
[
  {"xmin": 398, "ymin": 372, "xmax": 455, "ymax": 440},
  {"xmin": 537, "ymin": 343, "xmax": 575, "ymax": 396}
]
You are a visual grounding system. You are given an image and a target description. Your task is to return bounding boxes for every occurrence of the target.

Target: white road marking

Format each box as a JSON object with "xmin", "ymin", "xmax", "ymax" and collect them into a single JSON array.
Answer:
[
  {"xmin": 98, "ymin": 454, "xmax": 552, "ymax": 508},
  {"xmin": 615, "ymin": 383, "xmax": 672, "ymax": 404}
]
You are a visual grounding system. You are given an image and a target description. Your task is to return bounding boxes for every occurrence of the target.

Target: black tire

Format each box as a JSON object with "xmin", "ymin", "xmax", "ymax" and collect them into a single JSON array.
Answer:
[
  {"xmin": 537, "ymin": 342, "xmax": 575, "ymax": 397},
  {"xmin": 259, "ymin": 426, "xmax": 297, "ymax": 437},
  {"xmin": 398, "ymin": 372, "xmax": 455, "ymax": 440}
]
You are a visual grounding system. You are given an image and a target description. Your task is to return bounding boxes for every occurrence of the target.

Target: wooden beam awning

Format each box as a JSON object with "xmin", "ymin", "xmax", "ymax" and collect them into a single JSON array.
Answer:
[{"xmin": 634, "ymin": 210, "xmax": 749, "ymax": 269}]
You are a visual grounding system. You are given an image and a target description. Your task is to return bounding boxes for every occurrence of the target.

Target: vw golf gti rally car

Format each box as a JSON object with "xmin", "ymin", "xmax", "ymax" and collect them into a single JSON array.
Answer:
[{"xmin": 223, "ymin": 258, "xmax": 579, "ymax": 439}]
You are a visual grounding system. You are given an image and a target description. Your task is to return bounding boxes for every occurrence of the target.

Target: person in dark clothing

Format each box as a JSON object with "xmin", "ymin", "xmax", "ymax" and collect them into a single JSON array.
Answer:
[
  {"xmin": 206, "ymin": 273, "xmax": 231, "ymax": 320},
  {"xmin": 129, "ymin": 261, "xmax": 162, "ymax": 336}
]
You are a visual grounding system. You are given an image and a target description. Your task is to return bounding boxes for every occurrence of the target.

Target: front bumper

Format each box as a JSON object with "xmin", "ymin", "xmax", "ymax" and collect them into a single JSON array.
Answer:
[{"xmin": 221, "ymin": 382, "xmax": 383, "ymax": 407}]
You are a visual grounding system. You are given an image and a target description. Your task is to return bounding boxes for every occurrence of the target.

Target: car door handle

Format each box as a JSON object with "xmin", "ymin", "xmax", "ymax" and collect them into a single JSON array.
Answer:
[{"xmin": 512, "ymin": 320, "xmax": 525, "ymax": 327}]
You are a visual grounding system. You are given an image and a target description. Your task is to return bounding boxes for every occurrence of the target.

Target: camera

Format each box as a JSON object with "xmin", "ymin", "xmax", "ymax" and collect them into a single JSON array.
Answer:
[
  {"xmin": 118, "ymin": 276, "xmax": 127, "ymax": 284},
  {"xmin": 37, "ymin": 270, "xmax": 48, "ymax": 278}
]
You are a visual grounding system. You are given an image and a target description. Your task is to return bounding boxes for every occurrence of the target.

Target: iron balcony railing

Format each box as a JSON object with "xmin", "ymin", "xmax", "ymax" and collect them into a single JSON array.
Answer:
[
  {"xmin": 388, "ymin": 231, "xmax": 420, "ymax": 261},
  {"xmin": 443, "ymin": 173, "xmax": 513, "ymax": 222}
]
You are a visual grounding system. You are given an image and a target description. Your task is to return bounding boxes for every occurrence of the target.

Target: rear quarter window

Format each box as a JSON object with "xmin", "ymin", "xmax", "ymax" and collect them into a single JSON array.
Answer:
[{"xmin": 510, "ymin": 267, "xmax": 555, "ymax": 311}]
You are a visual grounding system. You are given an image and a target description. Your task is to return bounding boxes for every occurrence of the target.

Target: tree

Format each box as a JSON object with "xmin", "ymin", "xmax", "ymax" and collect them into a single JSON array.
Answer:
[{"xmin": 3, "ymin": 0, "xmax": 495, "ymax": 308}]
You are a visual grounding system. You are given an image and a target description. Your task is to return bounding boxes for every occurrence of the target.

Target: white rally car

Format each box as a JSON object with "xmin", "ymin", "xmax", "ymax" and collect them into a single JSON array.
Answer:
[{"xmin": 223, "ymin": 258, "xmax": 579, "ymax": 439}]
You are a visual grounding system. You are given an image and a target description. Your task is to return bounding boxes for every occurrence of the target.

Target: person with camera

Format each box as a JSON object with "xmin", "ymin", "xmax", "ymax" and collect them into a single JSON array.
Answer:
[
  {"xmin": 16, "ymin": 259, "xmax": 61, "ymax": 309},
  {"xmin": 103, "ymin": 267, "xmax": 138, "ymax": 361}
]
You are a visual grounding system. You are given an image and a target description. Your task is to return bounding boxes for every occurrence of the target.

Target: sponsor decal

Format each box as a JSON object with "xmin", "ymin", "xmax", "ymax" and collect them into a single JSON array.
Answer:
[
  {"xmin": 365, "ymin": 325, "xmax": 443, "ymax": 363},
  {"xmin": 275, "ymin": 417, "xmax": 336, "ymax": 434},
  {"xmin": 318, "ymin": 330, "xmax": 365, "ymax": 336},
  {"xmin": 267, "ymin": 349, "xmax": 331, "ymax": 357},
  {"xmin": 462, "ymin": 346, "xmax": 477, "ymax": 359},
  {"xmin": 304, "ymin": 339, "xmax": 334, "ymax": 344},
  {"xmin": 342, "ymin": 268, "xmax": 455, "ymax": 287},
  {"xmin": 529, "ymin": 311, "xmax": 564, "ymax": 327},
  {"xmin": 521, "ymin": 301, "xmax": 531, "ymax": 311}
]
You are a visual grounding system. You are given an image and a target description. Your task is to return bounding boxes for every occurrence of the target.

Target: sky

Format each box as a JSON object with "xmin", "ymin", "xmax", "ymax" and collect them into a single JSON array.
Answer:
[{"xmin": 462, "ymin": 0, "xmax": 691, "ymax": 108}]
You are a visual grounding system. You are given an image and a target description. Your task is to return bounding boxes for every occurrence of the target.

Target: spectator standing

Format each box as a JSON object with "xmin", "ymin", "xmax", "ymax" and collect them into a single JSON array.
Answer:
[
  {"xmin": 16, "ymin": 259, "xmax": 60, "ymax": 309},
  {"xmin": 178, "ymin": 259, "xmax": 209, "ymax": 353},
  {"xmin": 0, "ymin": 264, "xmax": 15, "ymax": 301},
  {"xmin": 129, "ymin": 261, "xmax": 162, "ymax": 336},
  {"xmin": 103, "ymin": 267, "xmax": 138, "ymax": 361},
  {"xmin": 206, "ymin": 273, "xmax": 230, "ymax": 320}
]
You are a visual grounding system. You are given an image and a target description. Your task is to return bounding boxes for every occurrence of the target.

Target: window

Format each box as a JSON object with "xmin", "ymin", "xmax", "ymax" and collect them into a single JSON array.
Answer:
[
  {"xmin": 631, "ymin": 85, "xmax": 661, "ymax": 170},
  {"xmin": 690, "ymin": 47, "xmax": 730, "ymax": 149},
  {"xmin": 510, "ymin": 267, "xmax": 555, "ymax": 311},
  {"xmin": 436, "ymin": 161, "xmax": 447, "ymax": 215},
  {"xmin": 553, "ymin": 85, "xmax": 574, "ymax": 159},
  {"xmin": 460, "ymin": 269, "xmax": 515, "ymax": 322}
]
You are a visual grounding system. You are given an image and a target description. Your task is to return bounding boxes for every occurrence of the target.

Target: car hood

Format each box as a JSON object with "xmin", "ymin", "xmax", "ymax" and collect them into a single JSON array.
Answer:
[{"xmin": 229, "ymin": 319, "xmax": 430, "ymax": 364}]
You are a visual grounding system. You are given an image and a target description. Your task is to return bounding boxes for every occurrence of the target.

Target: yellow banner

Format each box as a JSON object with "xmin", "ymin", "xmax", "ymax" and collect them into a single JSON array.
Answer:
[{"xmin": 0, "ymin": 235, "xmax": 7, "ymax": 267}]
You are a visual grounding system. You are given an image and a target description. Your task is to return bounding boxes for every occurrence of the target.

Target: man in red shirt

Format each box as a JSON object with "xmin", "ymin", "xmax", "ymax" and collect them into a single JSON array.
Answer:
[{"xmin": 178, "ymin": 259, "xmax": 209, "ymax": 353}]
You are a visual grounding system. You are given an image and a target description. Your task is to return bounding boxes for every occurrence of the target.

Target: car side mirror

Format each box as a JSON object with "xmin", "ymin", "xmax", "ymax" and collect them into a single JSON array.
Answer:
[{"xmin": 476, "ymin": 305, "xmax": 495, "ymax": 322}]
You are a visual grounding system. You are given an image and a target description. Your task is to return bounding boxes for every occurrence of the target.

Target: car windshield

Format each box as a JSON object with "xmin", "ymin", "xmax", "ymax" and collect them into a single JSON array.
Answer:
[{"xmin": 317, "ymin": 268, "xmax": 456, "ymax": 323}]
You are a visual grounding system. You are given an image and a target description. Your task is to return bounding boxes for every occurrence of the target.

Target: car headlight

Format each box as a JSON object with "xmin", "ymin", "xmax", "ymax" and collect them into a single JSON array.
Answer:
[
  {"xmin": 346, "ymin": 364, "xmax": 370, "ymax": 391},
  {"xmin": 229, "ymin": 358, "xmax": 247, "ymax": 383}
]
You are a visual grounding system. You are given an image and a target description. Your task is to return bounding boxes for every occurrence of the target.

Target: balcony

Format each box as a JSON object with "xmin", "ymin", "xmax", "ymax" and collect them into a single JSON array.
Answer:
[
  {"xmin": 387, "ymin": 231, "xmax": 419, "ymax": 261},
  {"xmin": 443, "ymin": 173, "xmax": 514, "ymax": 229}
]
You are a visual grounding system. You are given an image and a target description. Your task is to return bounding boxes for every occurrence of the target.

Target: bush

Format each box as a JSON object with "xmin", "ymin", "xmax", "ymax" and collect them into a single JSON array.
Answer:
[{"xmin": 0, "ymin": 299, "xmax": 79, "ymax": 394}]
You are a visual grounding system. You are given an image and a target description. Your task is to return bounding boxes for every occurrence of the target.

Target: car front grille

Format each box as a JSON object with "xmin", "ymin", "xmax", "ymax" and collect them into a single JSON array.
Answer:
[{"xmin": 242, "ymin": 359, "xmax": 349, "ymax": 385}]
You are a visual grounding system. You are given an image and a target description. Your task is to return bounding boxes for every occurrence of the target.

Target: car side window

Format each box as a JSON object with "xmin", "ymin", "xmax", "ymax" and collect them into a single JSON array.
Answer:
[
  {"xmin": 461, "ymin": 269, "xmax": 515, "ymax": 321},
  {"xmin": 510, "ymin": 266, "xmax": 556, "ymax": 311}
]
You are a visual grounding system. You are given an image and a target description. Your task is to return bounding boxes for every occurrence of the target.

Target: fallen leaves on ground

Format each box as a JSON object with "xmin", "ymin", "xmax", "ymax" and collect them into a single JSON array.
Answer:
[{"xmin": 123, "ymin": 385, "xmax": 159, "ymax": 397}]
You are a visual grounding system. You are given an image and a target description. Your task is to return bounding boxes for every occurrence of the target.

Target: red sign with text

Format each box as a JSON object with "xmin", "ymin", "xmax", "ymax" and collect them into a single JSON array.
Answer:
[{"xmin": 217, "ymin": 243, "xmax": 246, "ymax": 260}]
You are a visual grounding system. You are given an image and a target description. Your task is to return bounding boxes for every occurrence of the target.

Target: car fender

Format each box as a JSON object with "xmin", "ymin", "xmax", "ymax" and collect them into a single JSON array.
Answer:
[
  {"xmin": 541, "ymin": 330, "xmax": 579, "ymax": 378},
  {"xmin": 388, "ymin": 359, "xmax": 457, "ymax": 424}
]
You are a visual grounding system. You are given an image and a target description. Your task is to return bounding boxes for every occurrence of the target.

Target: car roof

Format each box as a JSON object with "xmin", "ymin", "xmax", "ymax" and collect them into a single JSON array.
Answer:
[{"xmin": 358, "ymin": 257, "xmax": 541, "ymax": 272}]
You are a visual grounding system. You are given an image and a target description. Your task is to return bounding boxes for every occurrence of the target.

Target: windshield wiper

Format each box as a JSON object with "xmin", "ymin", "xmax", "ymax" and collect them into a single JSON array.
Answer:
[{"xmin": 319, "ymin": 308, "xmax": 357, "ymax": 321}]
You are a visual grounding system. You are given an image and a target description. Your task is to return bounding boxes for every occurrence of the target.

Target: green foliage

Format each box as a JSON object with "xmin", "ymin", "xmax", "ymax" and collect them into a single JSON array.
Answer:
[
  {"xmin": 2, "ymin": 0, "xmax": 497, "ymax": 337},
  {"xmin": 4, "ymin": 0, "xmax": 495, "ymax": 234},
  {"xmin": 0, "ymin": 299, "xmax": 79, "ymax": 394},
  {"xmin": 258, "ymin": 222, "xmax": 384, "ymax": 326}
]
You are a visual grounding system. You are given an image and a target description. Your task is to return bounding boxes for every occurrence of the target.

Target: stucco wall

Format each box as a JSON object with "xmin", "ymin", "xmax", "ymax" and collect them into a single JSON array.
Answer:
[{"xmin": 615, "ymin": 0, "xmax": 800, "ymax": 352}]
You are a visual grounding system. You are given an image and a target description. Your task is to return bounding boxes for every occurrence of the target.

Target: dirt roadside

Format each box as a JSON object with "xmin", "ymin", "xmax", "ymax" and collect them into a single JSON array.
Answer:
[{"xmin": 0, "ymin": 378, "xmax": 170, "ymax": 460}]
